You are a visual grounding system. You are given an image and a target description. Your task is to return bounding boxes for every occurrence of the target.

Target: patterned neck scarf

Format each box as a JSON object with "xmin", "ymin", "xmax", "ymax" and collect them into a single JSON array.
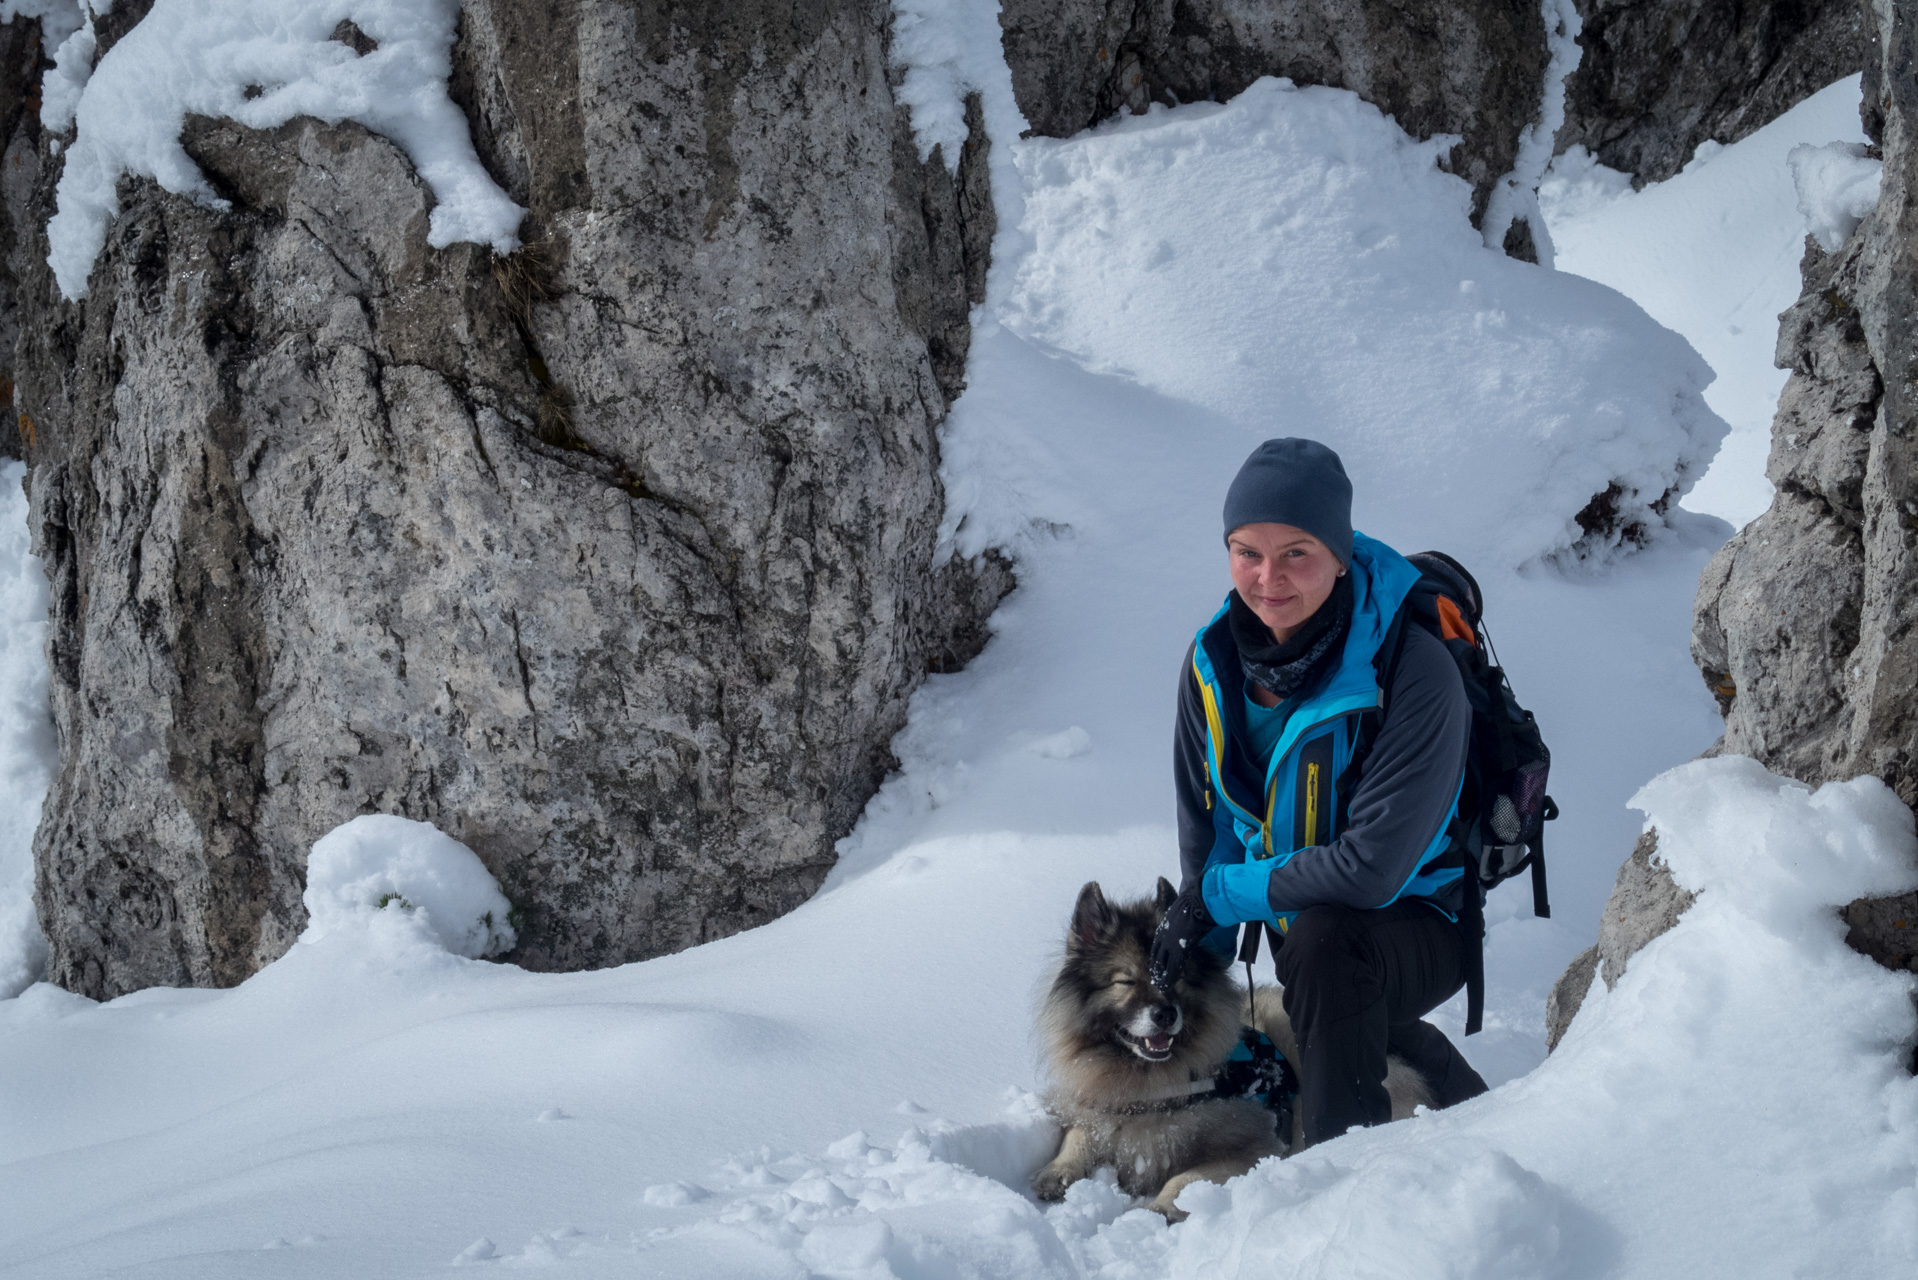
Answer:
[{"xmin": 1229, "ymin": 572, "xmax": 1353, "ymax": 700}]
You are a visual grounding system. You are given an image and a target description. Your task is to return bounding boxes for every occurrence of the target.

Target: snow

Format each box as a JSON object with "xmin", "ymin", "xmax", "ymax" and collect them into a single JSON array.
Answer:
[
  {"xmin": 1, "ymin": 15, "xmax": 1913, "ymax": 1280},
  {"xmin": 300, "ymin": 814, "xmax": 516, "ymax": 959},
  {"xmin": 0, "ymin": 461, "xmax": 51, "ymax": 1001},
  {"xmin": 0, "ymin": 3, "xmax": 89, "ymax": 140},
  {"xmin": 1789, "ymin": 140, "xmax": 1884, "ymax": 253},
  {"xmin": 985, "ymin": 78, "xmax": 1724, "ymax": 570},
  {"xmin": 0, "ymin": 0, "xmax": 82, "ymax": 53},
  {"xmin": 889, "ymin": 0, "xmax": 1029, "ymax": 169},
  {"xmin": 42, "ymin": 0, "xmax": 524, "ymax": 300},
  {"xmin": 1540, "ymin": 76, "xmax": 1871, "ymax": 528},
  {"xmin": 1479, "ymin": 0, "xmax": 1582, "ymax": 267}
]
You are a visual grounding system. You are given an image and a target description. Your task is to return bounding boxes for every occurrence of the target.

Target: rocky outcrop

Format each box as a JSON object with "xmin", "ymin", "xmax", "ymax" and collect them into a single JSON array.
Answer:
[
  {"xmin": 1546, "ymin": 832, "xmax": 1695, "ymax": 1049},
  {"xmin": 1690, "ymin": 0, "xmax": 1918, "ymax": 930},
  {"xmin": 14, "ymin": 1, "xmax": 1008, "ymax": 998},
  {"xmin": 0, "ymin": 13, "xmax": 48, "ymax": 453},
  {"xmin": 1551, "ymin": 0, "xmax": 1918, "ymax": 1047},
  {"xmin": 997, "ymin": 0, "xmax": 1551, "ymax": 228},
  {"xmin": 1558, "ymin": 0, "xmax": 1867, "ymax": 182}
]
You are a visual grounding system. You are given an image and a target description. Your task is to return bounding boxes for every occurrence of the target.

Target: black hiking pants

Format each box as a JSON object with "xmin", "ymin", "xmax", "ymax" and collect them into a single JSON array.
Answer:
[{"xmin": 1272, "ymin": 900, "xmax": 1489, "ymax": 1146}]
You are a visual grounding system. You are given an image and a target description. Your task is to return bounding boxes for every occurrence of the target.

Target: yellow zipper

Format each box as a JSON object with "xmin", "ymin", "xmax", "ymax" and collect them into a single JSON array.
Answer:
[{"xmin": 1304, "ymin": 761, "xmax": 1320, "ymax": 847}]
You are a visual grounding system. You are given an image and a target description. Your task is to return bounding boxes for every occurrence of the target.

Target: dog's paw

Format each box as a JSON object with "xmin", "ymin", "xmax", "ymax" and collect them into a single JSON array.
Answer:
[
  {"xmin": 1146, "ymin": 1196, "xmax": 1190, "ymax": 1224},
  {"xmin": 1030, "ymin": 1162, "xmax": 1082, "ymax": 1202}
]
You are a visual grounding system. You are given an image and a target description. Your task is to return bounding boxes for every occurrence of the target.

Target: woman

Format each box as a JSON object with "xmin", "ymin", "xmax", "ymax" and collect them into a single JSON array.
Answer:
[{"xmin": 1150, "ymin": 437, "xmax": 1488, "ymax": 1146}]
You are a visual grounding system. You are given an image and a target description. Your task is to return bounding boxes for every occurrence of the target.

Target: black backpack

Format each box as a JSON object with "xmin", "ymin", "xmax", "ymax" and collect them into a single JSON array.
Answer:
[{"xmin": 1355, "ymin": 550, "xmax": 1559, "ymax": 1034}]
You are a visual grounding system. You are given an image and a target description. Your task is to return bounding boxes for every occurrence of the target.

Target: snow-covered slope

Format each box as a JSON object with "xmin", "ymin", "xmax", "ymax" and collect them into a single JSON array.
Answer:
[
  {"xmin": 2, "ymin": 48, "xmax": 1913, "ymax": 1280},
  {"xmin": 1541, "ymin": 75, "xmax": 1871, "ymax": 528}
]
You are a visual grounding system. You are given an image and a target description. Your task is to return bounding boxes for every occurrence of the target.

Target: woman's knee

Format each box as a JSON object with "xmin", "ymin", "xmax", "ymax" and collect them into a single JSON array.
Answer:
[{"xmin": 1273, "ymin": 904, "xmax": 1370, "ymax": 986}]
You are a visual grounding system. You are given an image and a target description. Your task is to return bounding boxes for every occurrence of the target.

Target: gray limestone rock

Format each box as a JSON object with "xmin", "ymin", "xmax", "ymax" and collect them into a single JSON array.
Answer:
[
  {"xmin": 1841, "ymin": 891, "xmax": 1918, "ymax": 972},
  {"xmin": 1559, "ymin": 0, "xmax": 1868, "ymax": 183},
  {"xmin": 997, "ymin": 0, "xmax": 1551, "ymax": 227},
  {"xmin": 1553, "ymin": 0, "xmax": 1918, "ymax": 1048},
  {"xmin": 1544, "ymin": 944, "xmax": 1597, "ymax": 1051},
  {"xmin": 1545, "ymin": 831, "xmax": 1697, "ymax": 1050},
  {"xmin": 0, "ymin": 13, "xmax": 47, "ymax": 460},
  {"xmin": 16, "ymin": 1, "xmax": 1008, "ymax": 998},
  {"xmin": 1695, "ymin": 0, "xmax": 1918, "ymax": 813}
]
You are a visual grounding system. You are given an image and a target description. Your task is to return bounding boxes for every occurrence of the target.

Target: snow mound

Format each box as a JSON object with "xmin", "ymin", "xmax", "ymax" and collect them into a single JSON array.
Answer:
[
  {"xmin": 987, "ymin": 78, "xmax": 1726, "ymax": 568},
  {"xmin": 1541, "ymin": 77, "xmax": 1870, "ymax": 528},
  {"xmin": 1789, "ymin": 140, "xmax": 1884, "ymax": 253},
  {"xmin": 1635, "ymin": 754, "xmax": 1918, "ymax": 924},
  {"xmin": 44, "ymin": 0, "xmax": 523, "ymax": 300},
  {"xmin": 1136, "ymin": 1146, "xmax": 1569, "ymax": 1279},
  {"xmin": 301, "ymin": 815, "xmax": 516, "ymax": 958}
]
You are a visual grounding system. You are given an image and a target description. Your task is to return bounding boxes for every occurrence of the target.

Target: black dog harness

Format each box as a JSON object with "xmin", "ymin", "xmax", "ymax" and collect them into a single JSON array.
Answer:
[{"xmin": 1094, "ymin": 1028, "xmax": 1300, "ymax": 1134}]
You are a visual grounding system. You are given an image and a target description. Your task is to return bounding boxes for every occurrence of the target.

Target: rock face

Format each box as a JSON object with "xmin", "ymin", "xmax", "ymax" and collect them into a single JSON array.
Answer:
[
  {"xmin": 1551, "ymin": 0, "xmax": 1918, "ymax": 1045},
  {"xmin": 997, "ymin": 0, "xmax": 1551, "ymax": 227},
  {"xmin": 1691, "ymin": 0, "xmax": 1918, "ymax": 913},
  {"xmin": 0, "ymin": 13, "xmax": 48, "ymax": 445},
  {"xmin": 13, "ymin": 1, "xmax": 1007, "ymax": 997},
  {"xmin": 1545, "ymin": 832, "xmax": 1695, "ymax": 1049},
  {"xmin": 1558, "ymin": 0, "xmax": 1867, "ymax": 182}
]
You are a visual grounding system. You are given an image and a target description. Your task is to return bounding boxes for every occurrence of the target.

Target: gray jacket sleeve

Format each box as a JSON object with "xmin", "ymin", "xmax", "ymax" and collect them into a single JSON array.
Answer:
[{"xmin": 1263, "ymin": 625, "xmax": 1470, "ymax": 912}]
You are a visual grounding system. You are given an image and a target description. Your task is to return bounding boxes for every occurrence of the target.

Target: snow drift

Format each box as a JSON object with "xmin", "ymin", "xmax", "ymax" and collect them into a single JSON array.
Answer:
[
  {"xmin": 1541, "ymin": 77, "xmax": 1872, "ymax": 527},
  {"xmin": 301, "ymin": 815, "xmax": 516, "ymax": 959},
  {"xmin": 972, "ymin": 79, "xmax": 1727, "ymax": 569}
]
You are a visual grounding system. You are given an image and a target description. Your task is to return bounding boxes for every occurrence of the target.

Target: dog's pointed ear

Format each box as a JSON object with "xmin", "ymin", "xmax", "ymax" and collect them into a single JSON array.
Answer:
[
  {"xmin": 1070, "ymin": 882, "xmax": 1114, "ymax": 949},
  {"xmin": 1155, "ymin": 877, "xmax": 1178, "ymax": 913}
]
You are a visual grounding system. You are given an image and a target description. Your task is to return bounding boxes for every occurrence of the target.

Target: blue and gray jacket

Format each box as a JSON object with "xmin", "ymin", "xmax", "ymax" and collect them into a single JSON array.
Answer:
[{"xmin": 1175, "ymin": 532, "xmax": 1472, "ymax": 939}]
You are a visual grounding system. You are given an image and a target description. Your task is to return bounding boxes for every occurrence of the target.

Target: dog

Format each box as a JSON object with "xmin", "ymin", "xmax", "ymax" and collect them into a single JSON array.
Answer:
[{"xmin": 1031, "ymin": 878, "xmax": 1432, "ymax": 1219}]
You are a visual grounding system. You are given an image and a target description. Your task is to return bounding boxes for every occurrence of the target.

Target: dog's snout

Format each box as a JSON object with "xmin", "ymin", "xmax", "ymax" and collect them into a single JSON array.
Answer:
[{"xmin": 1149, "ymin": 1004, "xmax": 1178, "ymax": 1029}]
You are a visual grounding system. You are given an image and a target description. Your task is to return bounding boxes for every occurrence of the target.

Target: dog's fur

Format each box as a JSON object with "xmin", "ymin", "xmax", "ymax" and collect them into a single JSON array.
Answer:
[{"xmin": 1033, "ymin": 879, "xmax": 1433, "ymax": 1219}]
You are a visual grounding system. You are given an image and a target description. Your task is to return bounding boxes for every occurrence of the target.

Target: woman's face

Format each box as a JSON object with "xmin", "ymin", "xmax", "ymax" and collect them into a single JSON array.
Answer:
[{"xmin": 1227, "ymin": 523, "xmax": 1345, "ymax": 642}]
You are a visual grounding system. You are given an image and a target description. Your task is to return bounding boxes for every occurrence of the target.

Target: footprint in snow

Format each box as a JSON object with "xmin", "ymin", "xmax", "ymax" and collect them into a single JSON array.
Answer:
[
  {"xmin": 453, "ymin": 1237, "xmax": 497, "ymax": 1265},
  {"xmin": 642, "ymin": 1180, "xmax": 710, "ymax": 1207}
]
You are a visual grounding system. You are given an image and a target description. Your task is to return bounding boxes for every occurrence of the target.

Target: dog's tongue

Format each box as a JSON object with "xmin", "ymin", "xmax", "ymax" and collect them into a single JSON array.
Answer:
[{"xmin": 1144, "ymin": 1033, "xmax": 1173, "ymax": 1053}]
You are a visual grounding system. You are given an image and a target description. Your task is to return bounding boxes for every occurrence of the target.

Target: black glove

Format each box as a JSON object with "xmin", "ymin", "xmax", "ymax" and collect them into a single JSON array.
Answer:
[{"xmin": 1149, "ymin": 882, "xmax": 1215, "ymax": 988}]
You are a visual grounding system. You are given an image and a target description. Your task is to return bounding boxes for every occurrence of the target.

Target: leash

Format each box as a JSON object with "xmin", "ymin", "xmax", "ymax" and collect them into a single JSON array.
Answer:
[{"xmin": 1238, "ymin": 921, "xmax": 1263, "ymax": 1015}]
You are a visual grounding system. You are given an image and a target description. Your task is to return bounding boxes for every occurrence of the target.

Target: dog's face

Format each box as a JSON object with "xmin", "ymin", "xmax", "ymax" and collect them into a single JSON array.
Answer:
[{"xmin": 1041, "ymin": 879, "xmax": 1241, "ymax": 1090}]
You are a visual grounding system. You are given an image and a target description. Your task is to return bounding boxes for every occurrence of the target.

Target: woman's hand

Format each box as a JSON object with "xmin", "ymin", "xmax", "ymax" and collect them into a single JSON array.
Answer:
[{"xmin": 1149, "ymin": 882, "xmax": 1216, "ymax": 988}]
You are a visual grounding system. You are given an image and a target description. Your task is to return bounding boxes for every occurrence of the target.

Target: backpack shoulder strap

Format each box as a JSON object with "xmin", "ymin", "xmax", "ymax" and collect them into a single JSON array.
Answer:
[{"xmin": 1335, "ymin": 599, "xmax": 1414, "ymax": 805}]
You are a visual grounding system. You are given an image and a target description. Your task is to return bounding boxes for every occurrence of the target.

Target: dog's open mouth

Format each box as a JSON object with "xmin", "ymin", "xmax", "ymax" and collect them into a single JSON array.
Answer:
[{"xmin": 1120, "ymin": 1029, "xmax": 1177, "ymax": 1061}]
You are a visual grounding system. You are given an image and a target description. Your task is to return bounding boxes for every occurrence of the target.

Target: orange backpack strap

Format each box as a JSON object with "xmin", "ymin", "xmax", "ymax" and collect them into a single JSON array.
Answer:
[{"xmin": 1435, "ymin": 594, "xmax": 1476, "ymax": 646}]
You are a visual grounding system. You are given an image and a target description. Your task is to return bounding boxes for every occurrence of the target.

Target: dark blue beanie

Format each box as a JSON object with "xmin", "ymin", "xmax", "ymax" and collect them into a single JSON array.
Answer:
[{"xmin": 1222, "ymin": 438, "xmax": 1353, "ymax": 564}]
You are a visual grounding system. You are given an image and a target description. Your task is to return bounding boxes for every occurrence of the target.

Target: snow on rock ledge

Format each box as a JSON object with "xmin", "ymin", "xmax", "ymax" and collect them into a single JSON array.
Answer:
[
  {"xmin": 43, "ymin": 0, "xmax": 523, "ymax": 299},
  {"xmin": 301, "ymin": 815, "xmax": 516, "ymax": 959},
  {"xmin": 1635, "ymin": 755, "xmax": 1918, "ymax": 917},
  {"xmin": 1788, "ymin": 140, "xmax": 1883, "ymax": 253}
]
